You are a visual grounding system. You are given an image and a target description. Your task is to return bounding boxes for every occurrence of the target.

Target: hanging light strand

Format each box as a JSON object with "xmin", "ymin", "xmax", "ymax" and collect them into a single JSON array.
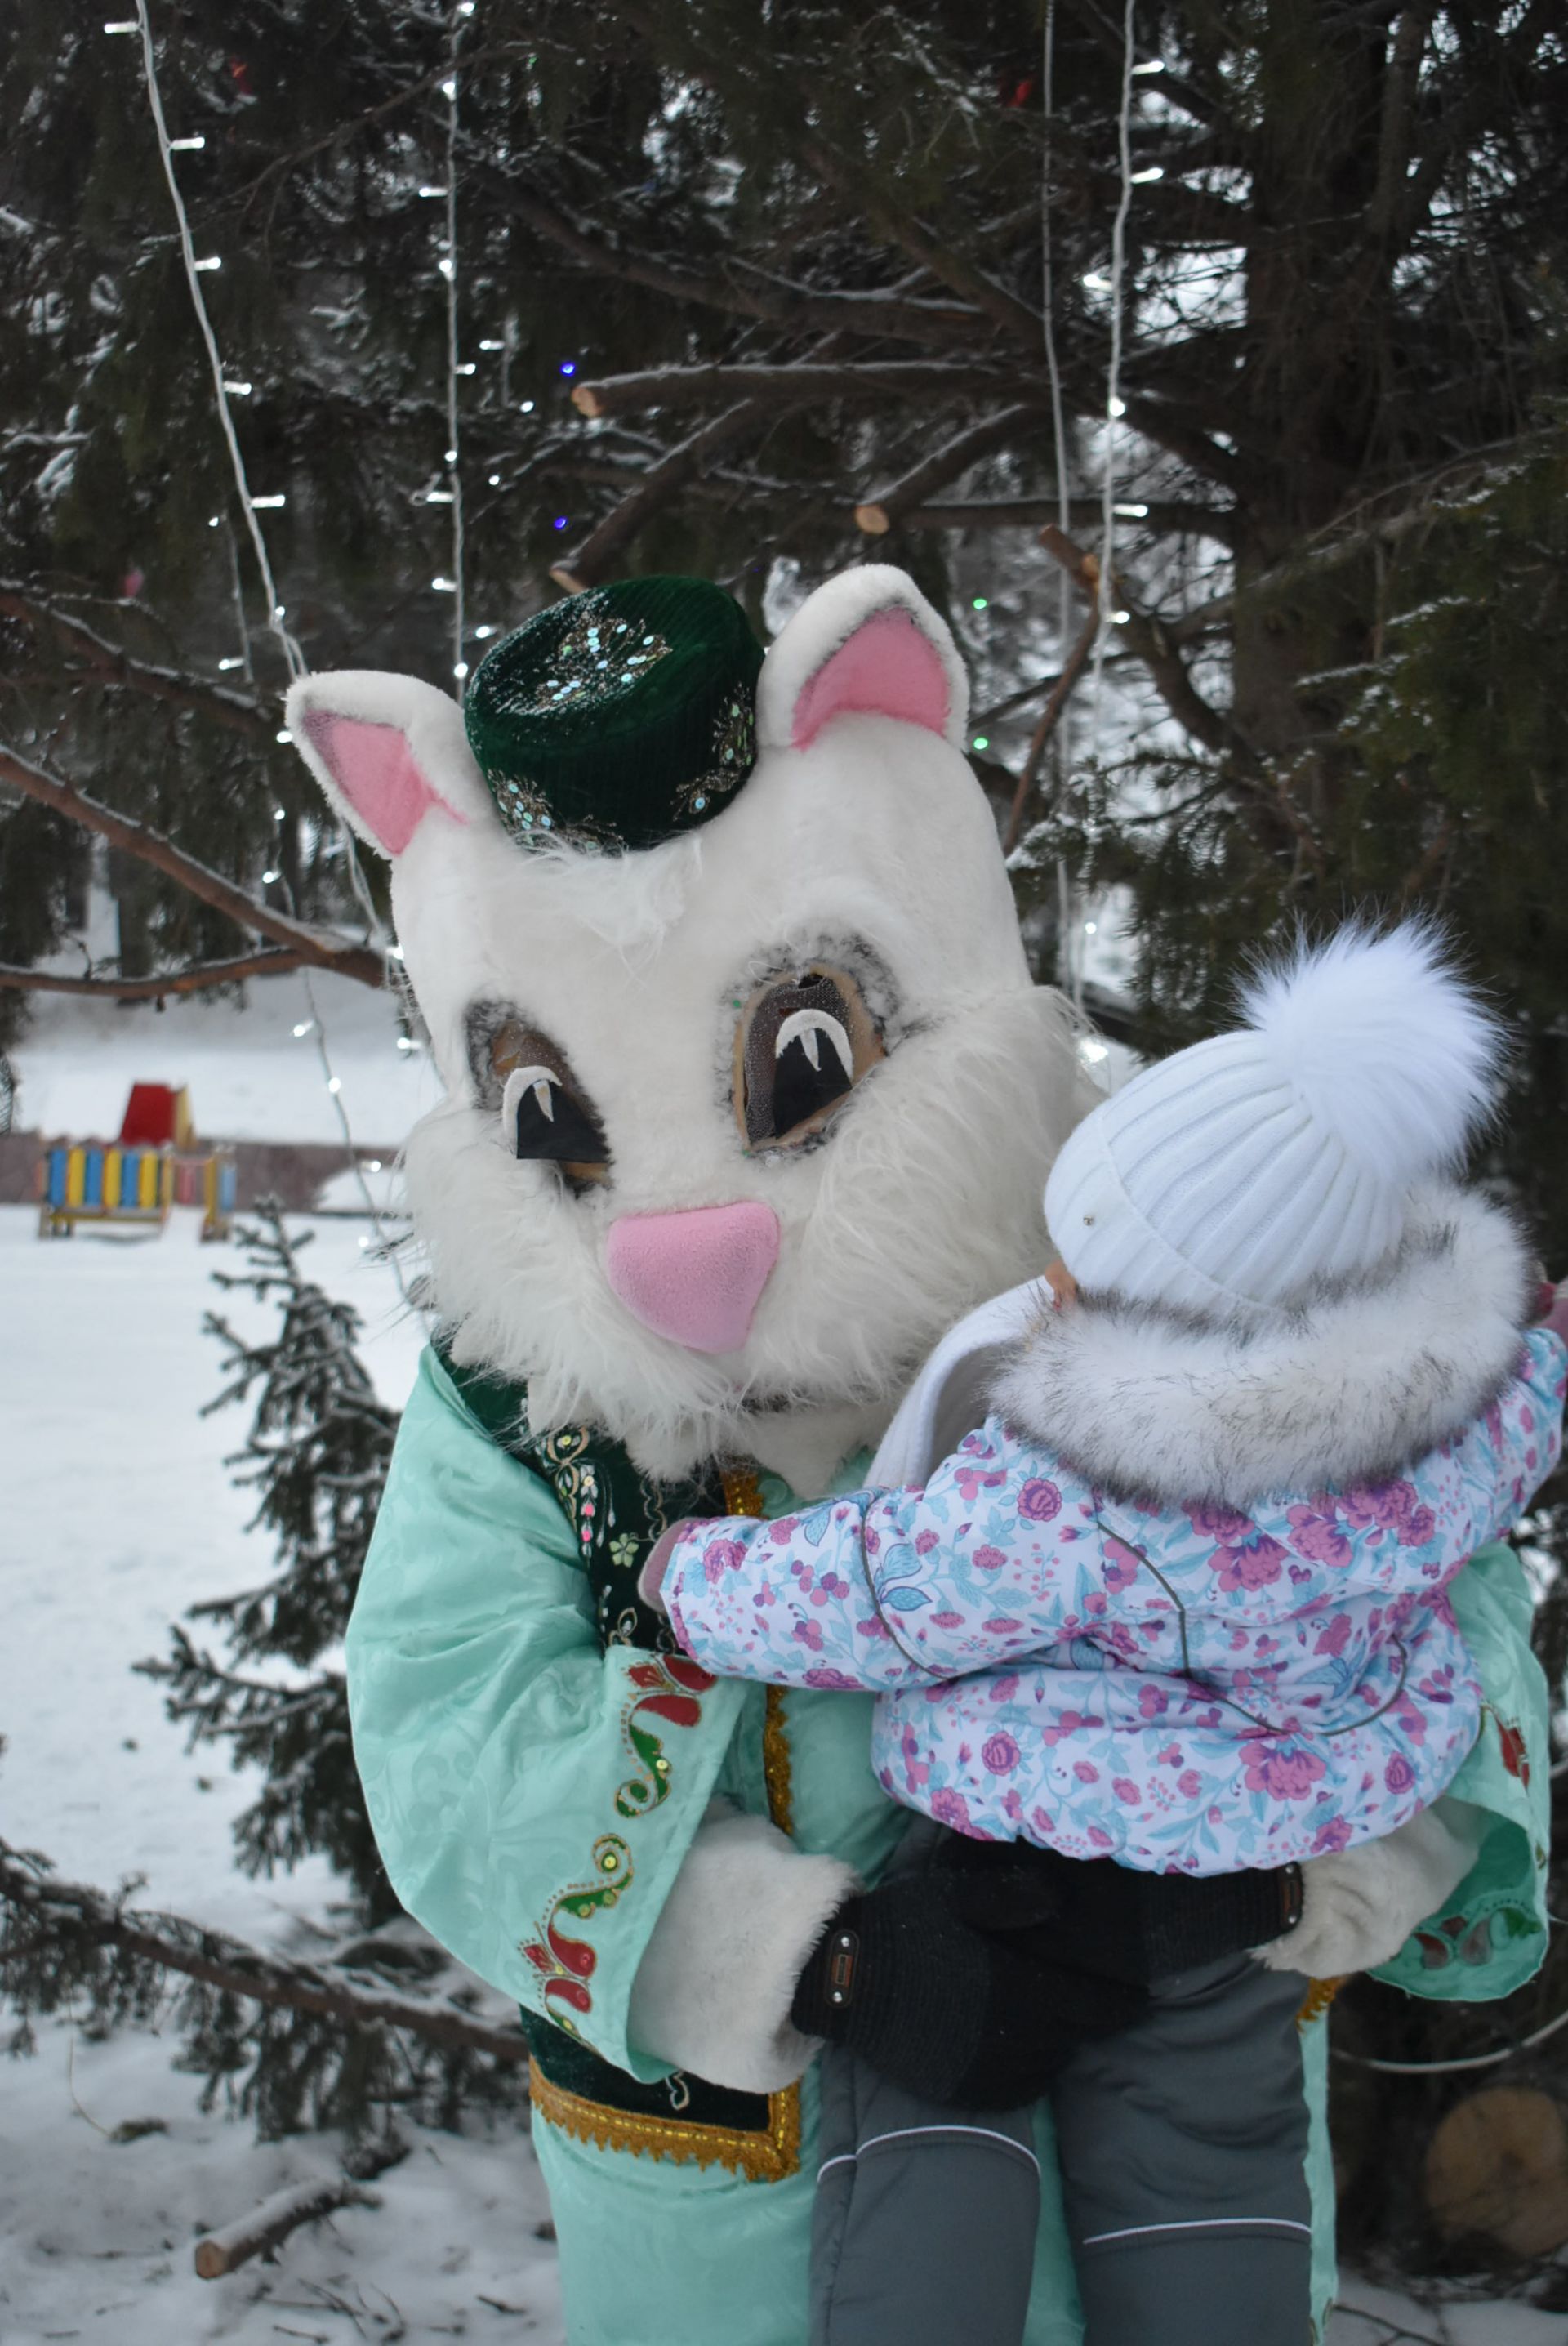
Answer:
[
  {"xmin": 442, "ymin": 6, "xmax": 469, "ymax": 687},
  {"xmin": 123, "ymin": 2, "xmax": 422, "ymax": 1312},
  {"xmin": 1094, "ymin": 0, "xmax": 1138, "ymax": 698},
  {"xmin": 1038, "ymin": 0, "xmax": 1084, "ymax": 1010},
  {"xmin": 133, "ymin": 0, "xmax": 304, "ymax": 680}
]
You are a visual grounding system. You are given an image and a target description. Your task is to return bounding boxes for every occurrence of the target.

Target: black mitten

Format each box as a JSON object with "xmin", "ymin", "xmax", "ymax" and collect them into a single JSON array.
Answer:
[
  {"xmin": 935, "ymin": 1834, "xmax": 1304, "ymax": 1986},
  {"xmin": 790, "ymin": 1873, "xmax": 1148, "ymax": 2110}
]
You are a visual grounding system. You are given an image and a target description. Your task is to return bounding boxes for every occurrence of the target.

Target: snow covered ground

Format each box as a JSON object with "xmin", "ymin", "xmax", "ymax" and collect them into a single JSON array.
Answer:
[{"xmin": 0, "ymin": 1187, "xmax": 1557, "ymax": 2340}]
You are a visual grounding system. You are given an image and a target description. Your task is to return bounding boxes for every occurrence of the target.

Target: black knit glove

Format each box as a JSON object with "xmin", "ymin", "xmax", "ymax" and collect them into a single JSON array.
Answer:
[{"xmin": 790, "ymin": 1871, "xmax": 1149, "ymax": 2110}]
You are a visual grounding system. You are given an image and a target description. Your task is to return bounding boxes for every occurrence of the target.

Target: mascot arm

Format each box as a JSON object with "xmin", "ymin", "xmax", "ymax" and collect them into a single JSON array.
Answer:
[
  {"xmin": 348, "ymin": 1346, "xmax": 771, "ymax": 2081},
  {"xmin": 627, "ymin": 1799, "xmax": 858, "ymax": 2093},
  {"xmin": 1262, "ymin": 1541, "xmax": 1551, "ymax": 1995}
]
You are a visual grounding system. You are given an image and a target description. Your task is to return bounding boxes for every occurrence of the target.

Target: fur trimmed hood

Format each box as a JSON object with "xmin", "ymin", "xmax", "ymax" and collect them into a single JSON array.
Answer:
[{"xmin": 991, "ymin": 1184, "xmax": 1536, "ymax": 1509}]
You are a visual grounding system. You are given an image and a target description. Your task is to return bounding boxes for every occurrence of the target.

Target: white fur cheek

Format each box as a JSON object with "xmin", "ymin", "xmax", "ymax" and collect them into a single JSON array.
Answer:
[
  {"xmin": 742, "ymin": 987, "xmax": 1101, "ymax": 1405},
  {"xmin": 402, "ymin": 1104, "xmax": 750, "ymax": 1466},
  {"xmin": 403, "ymin": 985, "xmax": 1099, "ymax": 1483}
]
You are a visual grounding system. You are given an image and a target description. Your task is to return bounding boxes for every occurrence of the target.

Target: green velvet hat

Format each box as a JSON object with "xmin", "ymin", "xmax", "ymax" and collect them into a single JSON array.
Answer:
[{"xmin": 464, "ymin": 576, "xmax": 764, "ymax": 852}]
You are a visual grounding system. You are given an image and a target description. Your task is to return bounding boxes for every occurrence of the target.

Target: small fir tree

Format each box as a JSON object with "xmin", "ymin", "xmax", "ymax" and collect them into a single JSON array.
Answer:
[{"xmin": 140, "ymin": 1205, "xmax": 401, "ymax": 1922}]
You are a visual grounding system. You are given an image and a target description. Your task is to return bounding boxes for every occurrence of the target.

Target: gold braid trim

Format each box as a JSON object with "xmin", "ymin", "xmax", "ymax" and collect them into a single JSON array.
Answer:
[
  {"xmin": 762, "ymin": 1686, "xmax": 795, "ymax": 1839},
  {"xmin": 718, "ymin": 1461, "xmax": 795, "ymax": 1838},
  {"xmin": 529, "ymin": 2062, "xmax": 802, "ymax": 2184},
  {"xmin": 1296, "ymin": 1976, "xmax": 1345, "ymax": 2029}
]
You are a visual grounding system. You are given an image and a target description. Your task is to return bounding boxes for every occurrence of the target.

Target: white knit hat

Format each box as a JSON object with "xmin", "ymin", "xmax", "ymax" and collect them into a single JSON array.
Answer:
[{"xmin": 1045, "ymin": 925, "xmax": 1503, "ymax": 1315}]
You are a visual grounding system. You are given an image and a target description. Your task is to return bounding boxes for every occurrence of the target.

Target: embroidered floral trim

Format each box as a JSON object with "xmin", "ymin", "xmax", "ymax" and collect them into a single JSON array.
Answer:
[
  {"xmin": 615, "ymin": 1652, "xmax": 718, "ymax": 1819},
  {"xmin": 522, "ymin": 1835, "xmax": 634, "ymax": 2031}
]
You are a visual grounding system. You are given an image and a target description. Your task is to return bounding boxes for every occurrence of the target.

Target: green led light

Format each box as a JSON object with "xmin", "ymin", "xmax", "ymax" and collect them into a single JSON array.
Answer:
[
  {"xmin": 972, "ymin": 596, "xmax": 989, "ymax": 610},
  {"xmin": 972, "ymin": 735, "xmax": 990, "ymax": 751}
]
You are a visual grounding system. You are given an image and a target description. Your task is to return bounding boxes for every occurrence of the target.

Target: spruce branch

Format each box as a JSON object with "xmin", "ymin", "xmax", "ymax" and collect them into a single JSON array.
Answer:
[{"xmin": 0, "ymin": 1846, "xmax": 527, "ymax": 2072}]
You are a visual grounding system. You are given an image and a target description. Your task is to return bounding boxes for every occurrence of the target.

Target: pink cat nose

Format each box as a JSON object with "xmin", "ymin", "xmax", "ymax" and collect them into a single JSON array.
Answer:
[{"xmin": 605, "ymin": 1202, "xmax": 781, "ymax": 1355}]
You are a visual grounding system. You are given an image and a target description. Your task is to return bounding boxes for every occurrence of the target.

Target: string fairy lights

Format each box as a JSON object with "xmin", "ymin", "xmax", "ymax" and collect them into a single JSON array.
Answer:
[
  {"xmin": 1031, "ymin": 0, "xmax": 1153, "ymax": 1012},
  {"xmin": 120, "ymin": 1, "xmax": 428, "ymax": 1307},
  {"xmin": 440, "ymin": 2, "xmax": 470, "ymax": 686},
  {"xmin": 1036, "ymin": 0, "xmax": 1085, "ymax": 1009}
]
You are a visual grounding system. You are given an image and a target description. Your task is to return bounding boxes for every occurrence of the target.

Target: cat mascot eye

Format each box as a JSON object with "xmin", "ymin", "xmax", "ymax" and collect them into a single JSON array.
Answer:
[
  {"xmin": 734, "ymin": 962, "xmax": 884, "ymax": 1148},
  {"xmin": 490, "ymin": 1020, "xmax": 611, "ymax": 1184}
]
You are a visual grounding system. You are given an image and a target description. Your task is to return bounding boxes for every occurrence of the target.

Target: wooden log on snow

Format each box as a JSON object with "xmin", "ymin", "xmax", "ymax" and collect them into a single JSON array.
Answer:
[
  {"xmin": 1423, "ymin": 2086, "xmax": 1568, "ymax": 2258},
  {"xmin": 194, "ymin": 2174, "xmax": 379, "ymax": 2279}
]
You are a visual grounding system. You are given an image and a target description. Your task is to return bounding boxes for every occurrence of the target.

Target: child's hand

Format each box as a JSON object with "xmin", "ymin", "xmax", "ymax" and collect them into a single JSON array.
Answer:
[{"xmin": 638, "ymin": 1519, "xmax": 697, "ymax": 1615}]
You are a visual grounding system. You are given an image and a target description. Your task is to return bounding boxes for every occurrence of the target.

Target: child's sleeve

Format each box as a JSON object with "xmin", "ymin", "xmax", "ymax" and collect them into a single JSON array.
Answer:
[
  {"xmin": 1239, "ymin": 1328, "xmax": 1566, "ymax": 1605},
  {"xmin": 662, "ymin": 1424, "xmax": 1106, "ymax": 1692},
  {"xmin": 1463, "ymin": 1327, "xmax": 1566, "ymax": 1540}
]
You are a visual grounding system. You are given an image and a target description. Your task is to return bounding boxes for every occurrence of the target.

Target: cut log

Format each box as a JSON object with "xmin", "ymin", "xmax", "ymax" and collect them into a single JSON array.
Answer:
[
  {"xmin": 194, "ymin": 2174, "xmax": 378, "ymax": 2279},
  {"xmin": 1423, "ymin": 2086, "xmax": 1568, "ymax": 2257}
]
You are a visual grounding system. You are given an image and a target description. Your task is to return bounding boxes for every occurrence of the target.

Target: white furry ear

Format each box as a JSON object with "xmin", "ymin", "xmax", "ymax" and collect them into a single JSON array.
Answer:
[
  {"xmin": 285, "ymin": 671, "xmax": 496, "ymax": 859},
  {"xmin": 756, "ymin": 564, "xmax": 969, "ymax": 754},
  {"xmin": 1240, "ymin": 922, "xmax": 1504, "ymax": 1184}
]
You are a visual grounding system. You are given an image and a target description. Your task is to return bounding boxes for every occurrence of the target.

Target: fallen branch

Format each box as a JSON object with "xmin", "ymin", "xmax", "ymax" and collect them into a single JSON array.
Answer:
[
  {"xmin": 0, "ymin": 743, "xmax": 384, "ymax": 991},
  {"xmin": 0, "ymin": 948, "xmax": 312, "ymax": 1000},
  {"xmin": 194, "ymin": 2174, "xmax": 379, "ymax": 2280},
  {"xmin": 0, "ymin": 1849, "xmax": 526, "ymax": 2068}
]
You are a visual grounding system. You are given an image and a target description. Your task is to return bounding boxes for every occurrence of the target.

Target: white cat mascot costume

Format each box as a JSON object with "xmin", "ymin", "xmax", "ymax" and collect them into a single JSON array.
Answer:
[{"xmin": 288, "ymin": 569, "xmax": 1549, "ymax": 2346}]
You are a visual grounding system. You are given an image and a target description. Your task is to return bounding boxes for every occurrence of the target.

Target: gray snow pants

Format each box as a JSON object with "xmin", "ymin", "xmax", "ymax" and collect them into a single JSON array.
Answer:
[{"xmin": 808, "ymin": 1946, "xmax": 1313, "ymax": 2346}]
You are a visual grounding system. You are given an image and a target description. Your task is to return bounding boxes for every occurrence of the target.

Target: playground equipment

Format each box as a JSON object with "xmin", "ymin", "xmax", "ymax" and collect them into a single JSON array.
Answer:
[{"xmin": 37, "ymin": 1082, "xmax": 237, "ymax": 1240}]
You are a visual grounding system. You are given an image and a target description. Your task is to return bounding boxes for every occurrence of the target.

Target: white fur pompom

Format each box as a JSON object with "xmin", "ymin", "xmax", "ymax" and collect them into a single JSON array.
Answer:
[{"xmin": 1238, "ymin": 924, "xmax": 1503, "ymax": 1185}]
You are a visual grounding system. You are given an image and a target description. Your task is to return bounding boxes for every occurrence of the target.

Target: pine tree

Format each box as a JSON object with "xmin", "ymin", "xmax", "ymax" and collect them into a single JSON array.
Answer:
[{"xmin": 140, "ymin": 1206, "xmax": 401, "ymax": 1921}]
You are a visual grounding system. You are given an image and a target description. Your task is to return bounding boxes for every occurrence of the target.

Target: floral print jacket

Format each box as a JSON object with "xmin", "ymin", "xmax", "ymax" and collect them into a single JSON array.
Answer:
[{"xmin": 663, "ymin": 1329, "xmax": 1566, "ymax": 1872}]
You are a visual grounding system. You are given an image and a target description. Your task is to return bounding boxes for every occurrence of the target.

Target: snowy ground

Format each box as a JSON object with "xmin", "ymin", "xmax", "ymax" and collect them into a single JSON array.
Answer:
[
  {"xmin": 0, "ymin": 1203, "xmax": 565, "ymax": 2343},
  {"xmin": 0, "ymin": 1132, "xmax": 1555, "ymax": 2338}
]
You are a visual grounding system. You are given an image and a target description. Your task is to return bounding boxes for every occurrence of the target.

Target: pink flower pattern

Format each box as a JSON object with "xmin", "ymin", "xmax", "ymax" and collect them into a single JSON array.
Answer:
[{"xmin": 662, "ymin": 1331, "xmax": 1566, "ymax": 1874}]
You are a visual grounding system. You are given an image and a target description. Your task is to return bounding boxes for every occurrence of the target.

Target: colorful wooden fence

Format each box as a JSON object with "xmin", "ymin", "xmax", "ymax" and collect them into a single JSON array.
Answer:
[{"xmin": 38, "ymin": 1142, "xmax": 236, "ymax": 1241}]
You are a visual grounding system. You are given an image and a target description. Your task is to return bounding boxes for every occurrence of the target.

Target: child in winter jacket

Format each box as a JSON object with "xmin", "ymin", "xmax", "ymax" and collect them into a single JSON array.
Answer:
[{"xmin": 642, "ymin": 925, "xmax": 1568, "ymax": 2346}]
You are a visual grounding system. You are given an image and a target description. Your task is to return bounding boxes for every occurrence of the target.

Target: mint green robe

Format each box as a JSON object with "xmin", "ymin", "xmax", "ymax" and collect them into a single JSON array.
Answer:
[{"xmin": 346, "ymin": 1349, "xmax": 1552, "ymax": 2344}]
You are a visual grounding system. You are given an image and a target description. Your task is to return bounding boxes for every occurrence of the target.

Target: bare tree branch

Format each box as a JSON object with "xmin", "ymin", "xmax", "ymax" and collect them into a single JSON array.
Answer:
[
  {"xmin": 1036, "ymin": 524, "xmax": 1259, "ymax": 771},
  {"xmin": 0, "ymin": 743, "xmax": 384, "ymax": 988},
  {"xmin": 900, "ymin": 495, "xmax": 1237, "ymax": 548},
  {"xmin": 479, "ymin": 169, "xmax": 986, "ymax": 350},
  {"xmin": 551, "ymin": 397, "xmax": 815, "ymax": 589},
  {"xmin": 0, "ymin": 586, "xmax": 274, "ymax": 739},
  {"xmin": 0, "ymin": 950, "xmax": 313, "ymax": 999},
  {"xmin": 604, "ymin": 0, "xmax": 1045, "ymax": 347},
  {"xmin": 1004, "ymin": 557, "xmax": 1103, "ymax": 854},
  {"xmin": 572, "ymin": 361, "xmax": 1034, "ymax": 420},
  {"xmin": 854, "ymin": 405, "xmax": 1040, "ymax": 534}
]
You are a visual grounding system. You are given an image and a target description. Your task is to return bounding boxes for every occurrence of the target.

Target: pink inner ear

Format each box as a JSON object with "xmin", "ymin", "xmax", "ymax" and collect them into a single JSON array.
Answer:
[
  {"xmin": 791, "ymin": 607, "xmax": 951, "ymax": 749},
  {"xmin": 302, "ymin": 713, "xmax": 458, "ymax": 855}
]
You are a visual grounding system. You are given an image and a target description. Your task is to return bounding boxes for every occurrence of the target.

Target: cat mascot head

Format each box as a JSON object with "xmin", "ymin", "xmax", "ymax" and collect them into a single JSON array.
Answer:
[{"xmin": 287, "ymin": 566, "xmax": 1098, "ymax": 1488}]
